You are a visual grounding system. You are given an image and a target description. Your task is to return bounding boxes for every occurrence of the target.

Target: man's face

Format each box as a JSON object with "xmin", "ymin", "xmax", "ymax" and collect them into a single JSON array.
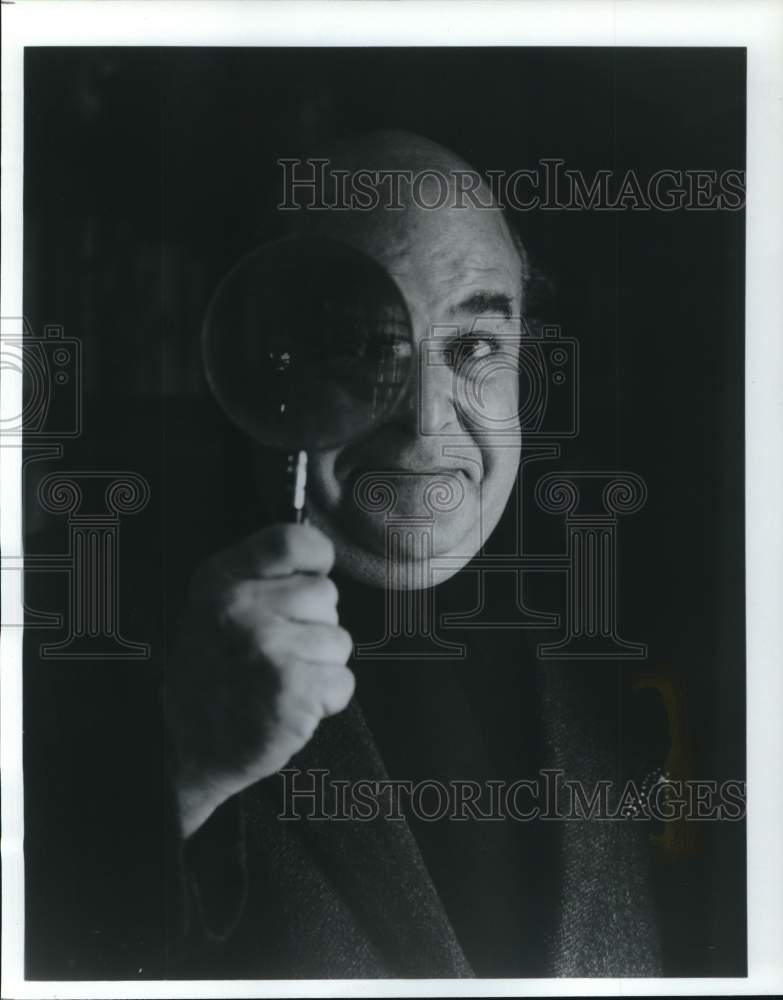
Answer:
[{"xmin": 272, "ymin": 183, "xmax": 524, "ymax": 588}]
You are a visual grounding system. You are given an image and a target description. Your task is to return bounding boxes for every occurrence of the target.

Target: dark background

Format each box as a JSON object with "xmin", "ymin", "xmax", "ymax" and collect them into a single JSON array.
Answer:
[{"xmin": 22, "ymin": 47, "xmax": 746, "ymax": 978}]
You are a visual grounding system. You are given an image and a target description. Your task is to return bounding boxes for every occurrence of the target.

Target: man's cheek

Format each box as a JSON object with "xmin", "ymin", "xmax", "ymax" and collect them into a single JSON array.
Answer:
[
  {"xmin": 486, "ymin": 370, "xmax": 521, "ymax": 425},
  {"xmin": 305, "ymin": 450, "xmax": 345, "ymax": 512},
  {"xmin": 456, "ymin": 370, "xmax": 520, "ymax": 434},
  {"xmin": 479, "ymin": 434, "xmax": 521, "ymax": 502}
]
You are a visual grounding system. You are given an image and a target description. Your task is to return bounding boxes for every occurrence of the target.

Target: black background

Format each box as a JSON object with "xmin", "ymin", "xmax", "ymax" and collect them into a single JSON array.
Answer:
[{"xmin": 23, "ymin": 47, "xmax": 746, "ymax": 978}]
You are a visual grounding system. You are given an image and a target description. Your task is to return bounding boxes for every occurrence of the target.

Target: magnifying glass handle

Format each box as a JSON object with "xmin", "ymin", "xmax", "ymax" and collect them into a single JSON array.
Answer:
[{"xmin": 284, "ymin": 450, "xmax": 308, "ymax": 524}]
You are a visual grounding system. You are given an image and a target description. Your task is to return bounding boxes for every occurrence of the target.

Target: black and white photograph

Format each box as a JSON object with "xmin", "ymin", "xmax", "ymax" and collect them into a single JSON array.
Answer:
[{"xmin": 2, "ymin": 2, "xmax": 782, "ymax": 996}]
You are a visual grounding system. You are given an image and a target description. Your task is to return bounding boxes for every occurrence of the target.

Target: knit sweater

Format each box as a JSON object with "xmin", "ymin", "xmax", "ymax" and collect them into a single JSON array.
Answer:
[{"xmin": 171, "ymin": 569, "xmax": 664, "ymax": 979}]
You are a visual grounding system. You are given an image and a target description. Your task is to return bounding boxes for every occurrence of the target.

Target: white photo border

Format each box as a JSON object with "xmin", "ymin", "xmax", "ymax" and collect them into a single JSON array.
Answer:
[{"xmin": 2, "ymin": 1, "xmax": 781, "ymax": 997}]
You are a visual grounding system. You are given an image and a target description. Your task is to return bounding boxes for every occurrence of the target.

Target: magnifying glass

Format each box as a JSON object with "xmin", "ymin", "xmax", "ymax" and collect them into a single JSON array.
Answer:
[{"xmin": 201, "ymin": 236, "xmax": 415, "ymax": 523}]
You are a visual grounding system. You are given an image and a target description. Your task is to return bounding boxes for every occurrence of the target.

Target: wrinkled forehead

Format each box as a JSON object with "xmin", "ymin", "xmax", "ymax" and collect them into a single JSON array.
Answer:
[{"xmin": 298, "ymin": 181, "xmax": 523, "ymax": 318}]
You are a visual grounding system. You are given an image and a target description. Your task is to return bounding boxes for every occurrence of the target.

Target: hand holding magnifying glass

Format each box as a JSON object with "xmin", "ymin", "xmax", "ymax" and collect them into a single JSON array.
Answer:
[{"xmin": 170, "ymin": 238, "xmax": 415, "ymax": 838}]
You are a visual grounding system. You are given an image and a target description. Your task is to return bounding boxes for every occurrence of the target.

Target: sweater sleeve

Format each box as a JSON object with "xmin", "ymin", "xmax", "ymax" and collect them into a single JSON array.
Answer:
[{"xmin": 173, "ymin": 787, "xmax": 250, "ymax": 960}]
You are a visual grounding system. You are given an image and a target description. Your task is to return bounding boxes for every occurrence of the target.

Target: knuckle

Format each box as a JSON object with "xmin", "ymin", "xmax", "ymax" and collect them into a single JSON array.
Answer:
[
  {"xmin": 280, "ymin": 658, "xmax": 310, "ymax": 696},
  {"xmin": 280, "ymin": 659, "xmax": 322, "ymax": 706},
  {"xmin": 274, "ymin": 662, "xmax": 296, "ymax": 699},
  {"xmin": 322, "ymin": 666, "xmax": 355, "ymax": 714},
  {"xmin": 274, "ymin": 690, "xmax": 318, "ymax": 740},
  {"xmin": 319, "ymin": 576, "xmax": 339, "ymax": 605},
  {"xmin": 255, "ymin": 623, "xmax": 286, "ymax": 663},
  {"xmin": 300, "ymin": 574, "xmax": 338, "ymax": 606},
  {"xmin": 223, "ymin": 580, "xmax": 258, "ymax": 621},
  {"xmin": 336, "ymin": 666, "xmax": 356, "ymax": 704},
  {"xmin": 334, "ymin": 625, "xmax": 354, "ymax": 659},
  {"xmin": 287, "ymin": 710, "xmax": 319, "ymax": 743}
]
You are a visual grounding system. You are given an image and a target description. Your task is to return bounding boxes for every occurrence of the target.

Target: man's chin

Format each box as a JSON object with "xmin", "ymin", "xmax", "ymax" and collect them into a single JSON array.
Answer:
[
  {"xmin": 328, "ymin": 509, "xmax": 482, "ymax": 590},
  {"xmin": 333, "ymin": 539, "xmax": 477, "ymax": 590}
]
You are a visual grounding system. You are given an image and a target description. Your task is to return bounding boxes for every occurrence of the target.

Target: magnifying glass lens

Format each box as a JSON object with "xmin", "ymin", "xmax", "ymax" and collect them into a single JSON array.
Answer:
[{"xmin": 202, "ymin": 236, "xmax": 414, "ymax": 453}]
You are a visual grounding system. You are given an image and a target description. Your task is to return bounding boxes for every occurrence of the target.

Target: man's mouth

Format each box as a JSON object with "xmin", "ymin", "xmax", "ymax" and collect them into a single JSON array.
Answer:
[
  {"xmin": 349, "ymin": 465, "xmax": 470, "ymax": 479},
  {"xmin": 342, "ymin": 466, "xmax": 473, "ymax": 523},
  {"xmin": 339, "ymin": 460, "xmax": 477, "ymax": 489},
  {"xmin": 345, "ymin": 466, "xmax": 472, "ymax": 499}
]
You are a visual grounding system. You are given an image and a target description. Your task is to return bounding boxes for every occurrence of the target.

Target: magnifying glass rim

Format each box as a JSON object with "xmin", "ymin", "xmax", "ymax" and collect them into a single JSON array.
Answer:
[{"xmin": 201, "ymin": 233, "xmax": 416, "ymax": 452}]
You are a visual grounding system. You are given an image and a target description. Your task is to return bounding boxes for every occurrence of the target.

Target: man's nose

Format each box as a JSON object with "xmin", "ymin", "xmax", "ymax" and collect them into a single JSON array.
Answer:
[{"xmin": 395, "ymin": 338, "xmax": 460, "ymax": 436}]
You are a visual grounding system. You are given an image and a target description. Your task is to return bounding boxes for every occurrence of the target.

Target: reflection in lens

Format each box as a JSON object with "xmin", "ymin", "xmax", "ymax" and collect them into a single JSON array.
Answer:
[{"xmin": 202, "ymin": 236, "xmax": 414, "ymax": 452}]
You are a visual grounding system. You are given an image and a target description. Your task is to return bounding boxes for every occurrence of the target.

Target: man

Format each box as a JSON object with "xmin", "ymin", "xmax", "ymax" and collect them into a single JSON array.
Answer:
[
  {"xmin": 164, "ymin": 130, "xmax": 663, "ymax": 978},
  {"xmin": 169, "ymin": 130, "xmax": 525, "ymax": 832}
]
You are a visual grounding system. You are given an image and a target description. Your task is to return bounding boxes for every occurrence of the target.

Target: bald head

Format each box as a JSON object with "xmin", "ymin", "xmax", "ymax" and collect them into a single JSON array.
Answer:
[
  {"xmin": 279, "ymin": 129, "xmax": 529, "ymax": 296},
  {"xmin": 317, "ymin": 128, "xmax": 479, "ymax": 175}
]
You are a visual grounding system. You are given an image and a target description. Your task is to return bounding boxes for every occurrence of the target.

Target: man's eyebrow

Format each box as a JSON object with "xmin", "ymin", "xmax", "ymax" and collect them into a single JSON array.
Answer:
[{"xmin": 448, "ymin": 291, "xmax": 514, "ymax": 320}]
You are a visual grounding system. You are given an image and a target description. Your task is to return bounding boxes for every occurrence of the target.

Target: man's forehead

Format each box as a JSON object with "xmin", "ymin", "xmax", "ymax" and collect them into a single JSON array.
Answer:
[
  {"xmin": 385, "ymin": 207, "xmax": 522, "ymax": 311},
  {"xmin": 315, "ymin": 200, "xmax": 522, "ymax": 311},
  {"xmin": 291, "ymin": 131, "xmax": 524, "ymax": 309}
]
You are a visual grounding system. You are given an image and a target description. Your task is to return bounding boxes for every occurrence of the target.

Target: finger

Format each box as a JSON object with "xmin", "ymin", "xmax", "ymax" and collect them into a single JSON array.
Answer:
[
  {"xmin": 260, "ymin": 575, "xmax": 339, "ymax": 625},
  {"xmin": 261, "ymin": 622, "xmax": 353, "ymax": 666},
  {"xmin": 249, "ymin": 523, "xmax": 336, "ymax": 578},
  {"xmin": 281, "ymin": 661, "xmax": 356, "ymax": 718},
  {"xmin": 315, "ymin": 664, "xmax": 356, "ymax": 716}
]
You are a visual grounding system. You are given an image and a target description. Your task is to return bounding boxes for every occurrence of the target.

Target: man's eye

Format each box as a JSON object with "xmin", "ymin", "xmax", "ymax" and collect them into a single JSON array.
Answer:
[{"xmin": 458, "ymin": 335, "xmax": 500, "ymax": 362}]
